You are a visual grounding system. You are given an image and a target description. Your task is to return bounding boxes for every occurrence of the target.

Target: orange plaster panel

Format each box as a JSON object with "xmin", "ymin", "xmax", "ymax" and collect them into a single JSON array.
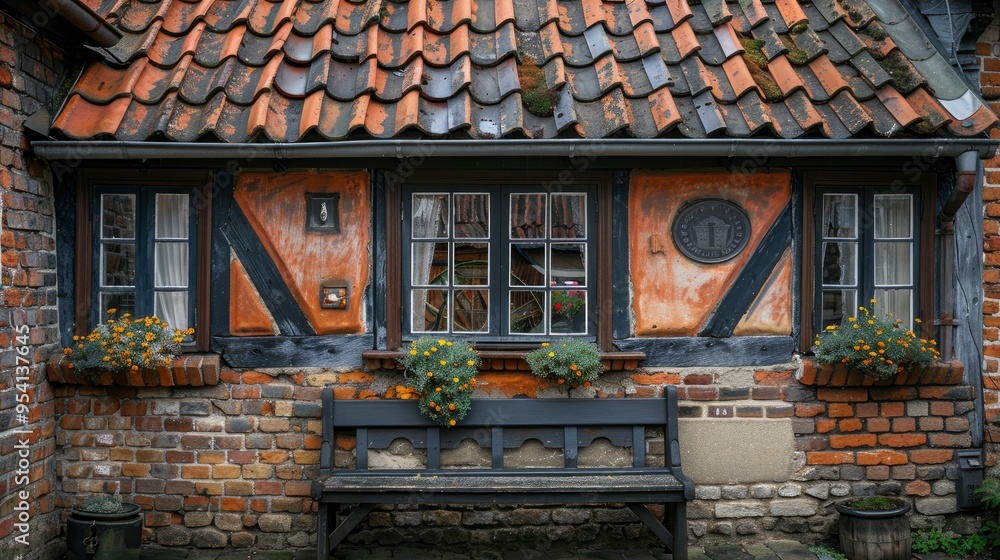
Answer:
[
  {"xmin": 629, "ymin": 170, "xmax": 791, "ymax": 337},
  {"xmin": 733, "ymin": 249, "xmax": 792, "ymax": 336},
  {"xmin": 229, "ymin": 257, "xmax": 276, "ymax": 336},
  {"xmin": 234, "ymin": 170, "xmax": 371, "ymax": 335}
]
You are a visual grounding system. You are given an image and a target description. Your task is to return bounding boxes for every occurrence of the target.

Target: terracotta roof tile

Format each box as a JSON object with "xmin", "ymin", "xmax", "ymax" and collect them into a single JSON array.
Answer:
[{"xmin": 51, "ymin": 0, "xmax": 998, "ymax": 142}]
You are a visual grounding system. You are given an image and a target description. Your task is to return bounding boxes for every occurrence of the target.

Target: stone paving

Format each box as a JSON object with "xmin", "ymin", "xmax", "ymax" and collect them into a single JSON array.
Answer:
[{"xmin": 136, "ymin": 540, "xmax": 826, "ymax": 560}]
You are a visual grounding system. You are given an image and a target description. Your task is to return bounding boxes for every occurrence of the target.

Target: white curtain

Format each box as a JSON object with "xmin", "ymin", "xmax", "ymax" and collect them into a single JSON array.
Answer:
[
  {"xmin": 154, "ymin": 194, "xmax": 189, "ymax": 331},
  {"xmin": 410, "ymin": 194, "xmax": 448, "ymax": 332},
  {"xmin": 874, "ymin": 194, "xmax": 913, "ymax": 325}
]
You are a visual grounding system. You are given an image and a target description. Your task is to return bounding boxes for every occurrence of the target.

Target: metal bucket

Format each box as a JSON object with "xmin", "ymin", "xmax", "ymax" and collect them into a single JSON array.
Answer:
[{"xmin": 66, "ymin": 503, "xmax": 142, "ymax": 560}]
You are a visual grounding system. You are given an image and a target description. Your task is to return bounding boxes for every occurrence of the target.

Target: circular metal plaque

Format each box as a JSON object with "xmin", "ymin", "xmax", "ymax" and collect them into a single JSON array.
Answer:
[{"xmin": 672, "ymin": 199, "xmax": 751, "ymax": 263}]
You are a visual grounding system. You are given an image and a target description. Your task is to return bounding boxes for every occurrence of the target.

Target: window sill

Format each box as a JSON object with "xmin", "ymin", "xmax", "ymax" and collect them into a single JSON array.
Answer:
[
  {"xmin": 361, "ymin": 350, "xmax": 646, "ymax": 372},
  {"xmin": 47, "ymin": 354, "xmax": 221, "ymax": 387},
  {"xmin": 797, "ymin": 357, "xmax": 964, "ymax": 387}
]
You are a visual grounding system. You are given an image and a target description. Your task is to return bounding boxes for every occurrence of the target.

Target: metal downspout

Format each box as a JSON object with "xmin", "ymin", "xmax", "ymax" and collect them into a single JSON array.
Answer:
[{"xmin": 937, "ymin": 151, "xmax": 978, "ymax": 363}]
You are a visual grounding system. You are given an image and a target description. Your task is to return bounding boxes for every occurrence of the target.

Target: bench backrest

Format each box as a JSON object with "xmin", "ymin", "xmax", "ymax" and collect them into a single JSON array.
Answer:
[{"xmin": 320, "ymin": 385, "xmax": 684, "ymax": 473}]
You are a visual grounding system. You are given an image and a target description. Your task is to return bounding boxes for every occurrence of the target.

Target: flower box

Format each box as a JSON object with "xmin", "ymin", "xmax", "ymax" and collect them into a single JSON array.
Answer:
[
  {"xmin": 47, "ymin": 354, "xmax": 220, "ymax": 387},
  {"xmin": 361, "ymin": 350, "xmax": 645, "ymax": 373},
  {"xmin": 797, "ymin": 357, "xmax": 964, "ymax": 387}
]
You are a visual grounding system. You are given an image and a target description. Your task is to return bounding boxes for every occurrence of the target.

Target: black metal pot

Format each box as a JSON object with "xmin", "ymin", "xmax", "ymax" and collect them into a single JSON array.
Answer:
[{"xmin": 66, "ymin": 502, "xmax": 142, "ymax": 560}]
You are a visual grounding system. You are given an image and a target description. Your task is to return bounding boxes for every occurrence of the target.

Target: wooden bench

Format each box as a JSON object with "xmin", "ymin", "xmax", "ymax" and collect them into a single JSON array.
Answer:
[{"xmin": 313, "ymin": 386, "xmax": 694, "ymax": 559}]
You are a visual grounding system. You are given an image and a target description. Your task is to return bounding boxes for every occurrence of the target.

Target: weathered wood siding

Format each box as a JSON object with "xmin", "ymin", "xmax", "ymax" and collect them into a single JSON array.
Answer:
[
  {"xmin": 628, "ymin": 170, "xmax": 792, "ymax": 337},
  {"xmin": 231, "ymin": 171, "xmax": 371, "ymax": 336}
]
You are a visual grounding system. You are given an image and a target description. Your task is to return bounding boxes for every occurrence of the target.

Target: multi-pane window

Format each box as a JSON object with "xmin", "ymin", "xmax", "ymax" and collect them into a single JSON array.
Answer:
[
  {"xmin": 95, "ymin": 189, "xmax": 195, "ymax": 332},
  {"xmin": 817, "ymin": 188, "xmax": 918, "ymax": 331},
  {"xmin": 403, "ymin": 187, "xmax": 594, "ymax": 339}
]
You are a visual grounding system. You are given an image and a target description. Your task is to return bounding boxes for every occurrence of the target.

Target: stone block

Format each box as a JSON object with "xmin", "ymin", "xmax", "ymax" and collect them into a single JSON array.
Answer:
[
  {"xmin": 916, "ymin": 497, "xmax": 957, "ymax": 515},
  {"xmin": 715, "ymin": 502, "xmax": 767, "ymax": 518},
  {"xmin": 769, "ymin": 499, "xmax": 818, "ymax": 517},
  {"xmin": 258, "ymin": 514, "xmax": 293, "ymax": 533},
  {"xmin": 191, "ymin": 528, "xmax": 228, "ymax": 548},
  {"xmin": 678, "ymin": 419, "xmax": 795, "ymax": 484}
]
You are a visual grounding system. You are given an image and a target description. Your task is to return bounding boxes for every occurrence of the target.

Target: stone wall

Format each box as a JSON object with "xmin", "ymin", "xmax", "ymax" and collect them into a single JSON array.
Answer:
[
  {"xmin": 980, "ymin": 17, "xmax": 1000, "ymax": 475},
  {"xmin": 49, "ymin": 359, "xmax": 978, "ymax": 552},
  {"xmin": 0, "ymin": 12, "xmax": 64, "ymax": 560}
]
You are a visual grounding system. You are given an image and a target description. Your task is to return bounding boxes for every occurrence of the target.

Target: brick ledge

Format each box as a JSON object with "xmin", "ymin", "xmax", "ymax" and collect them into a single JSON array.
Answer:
[
  {"xmin": 47, "ymin": 354, "xmax": 220, "ymax": 386},
  {"xmin": 797, "ymin": 357, "xmax": 964, "ymax": 387}
]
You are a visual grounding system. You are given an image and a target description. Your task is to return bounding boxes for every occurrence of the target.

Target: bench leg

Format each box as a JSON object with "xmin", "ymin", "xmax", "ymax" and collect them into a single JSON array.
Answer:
[
  {"xmin": 317, "ymin": 503, "xmax": 330, "ymax": 560},
  {"xmin": 626, "ymin": 504, "xmax": 676, "ymax": 552},
  {"xmin": 328, "ymin": 503, "xmax": 377, "ymax": 552},
  {"xmin": 667, "ymin": 502, "xmax": 688, "ymax": 560}
]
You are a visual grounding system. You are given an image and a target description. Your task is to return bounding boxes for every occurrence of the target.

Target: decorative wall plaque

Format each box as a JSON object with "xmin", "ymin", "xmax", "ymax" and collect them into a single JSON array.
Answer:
[
  {"xmin": 672, "ymin": 199, "xmax": 751, "ymax": 263},
  {"xmin": 306, "ymin": 193, "xmax": 341, "ymax": 232}
]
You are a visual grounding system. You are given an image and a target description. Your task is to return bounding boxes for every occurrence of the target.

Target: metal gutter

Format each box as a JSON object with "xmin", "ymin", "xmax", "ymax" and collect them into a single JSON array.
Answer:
[
  {"xmin": 51, "ymin": 0, "xmax": 121, "ymax": 47},
  {"xmin": 29, "ymin": 138, "xmax": 1000, "ymax": 160}
]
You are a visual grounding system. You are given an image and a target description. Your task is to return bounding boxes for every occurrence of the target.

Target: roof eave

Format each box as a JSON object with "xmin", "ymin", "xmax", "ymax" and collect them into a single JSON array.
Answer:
[{"xmin": 30, "ymin": 138, "xmax": 1000, "ymax": 161}]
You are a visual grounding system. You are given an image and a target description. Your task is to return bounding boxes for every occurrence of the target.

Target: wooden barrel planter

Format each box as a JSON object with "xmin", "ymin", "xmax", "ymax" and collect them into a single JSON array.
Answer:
[
  {"xmin": 66, "ymin": 503, "xmax": 142, "ymax": 560},
  {"xmin": 835, "ymin": 498, "xmax": 911, "ymax": 560}
]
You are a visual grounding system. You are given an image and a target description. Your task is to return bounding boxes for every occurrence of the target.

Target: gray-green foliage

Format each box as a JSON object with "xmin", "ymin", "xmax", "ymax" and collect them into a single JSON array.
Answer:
[{"xmin": 80, "ymin": 493, "xmax": 125, "ymax": 514}]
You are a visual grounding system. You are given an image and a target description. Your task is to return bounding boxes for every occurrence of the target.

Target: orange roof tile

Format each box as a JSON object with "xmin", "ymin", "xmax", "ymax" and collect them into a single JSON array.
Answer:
[{"xmin": 51, "ymin": 0, "xmax": 998, "ymax": 142}]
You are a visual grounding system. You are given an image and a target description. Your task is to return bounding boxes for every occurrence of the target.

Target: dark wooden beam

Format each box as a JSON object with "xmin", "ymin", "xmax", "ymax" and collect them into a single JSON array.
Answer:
[
  {"xmin": 213, "ymin": 334, "xmax": 373, "ymax": 368},
  {"xmin": 614, "ymin": 336, "xmax": 794, "ymax": 366},
  {"xmin": 699, "ymin": 204, "xmax": 792, "ymax": 337}
]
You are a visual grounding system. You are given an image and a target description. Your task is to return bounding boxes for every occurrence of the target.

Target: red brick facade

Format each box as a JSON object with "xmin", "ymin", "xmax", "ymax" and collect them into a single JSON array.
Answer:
[{"xmin": 0, "ymin": 12, "xmax": 63, "ymax": 560}]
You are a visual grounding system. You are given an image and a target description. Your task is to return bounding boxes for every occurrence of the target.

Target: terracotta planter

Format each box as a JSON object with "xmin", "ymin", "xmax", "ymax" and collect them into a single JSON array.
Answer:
[
  {"xmin": 836, "ymin": 498, "xmax": 911, "ymax": 560},
  {"xmin": 797, "ymin": 357, "xmax": 964, "ymax": 387},
  {"xmin": 47, "ymin": 355, "xmax": 220, "ymax": 387}
]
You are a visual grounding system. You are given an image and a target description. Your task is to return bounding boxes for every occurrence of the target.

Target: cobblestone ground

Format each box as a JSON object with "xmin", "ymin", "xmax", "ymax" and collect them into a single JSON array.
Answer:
[{"xmin": 136, "ymin": 540, "xmax": 826, "ymax": 560}]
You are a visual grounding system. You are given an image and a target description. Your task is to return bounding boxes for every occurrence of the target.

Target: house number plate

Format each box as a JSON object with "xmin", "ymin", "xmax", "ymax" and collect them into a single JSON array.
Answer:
[{"xmin": 672, "ymin": 199, "xmax": 751, "ymax": 264}]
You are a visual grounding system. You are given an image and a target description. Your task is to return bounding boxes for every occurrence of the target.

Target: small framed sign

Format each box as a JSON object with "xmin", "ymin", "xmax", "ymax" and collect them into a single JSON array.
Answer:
[{"xmin": 306, "ymin": 193, "xmax": 341, "ymax": 233}]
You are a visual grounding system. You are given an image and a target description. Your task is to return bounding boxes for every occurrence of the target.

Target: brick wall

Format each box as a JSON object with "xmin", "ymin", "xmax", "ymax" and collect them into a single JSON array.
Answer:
[
  {"xmin": 980, "ymin": 17, "xmax": 1000, "ymax": 472},
  {"xmin": 0, "ymin": 12, "xmax": 64, "ymax": 560},
  {"xmin": 49, "ymin": 360, "xmax": 979, "ymax": 551}
]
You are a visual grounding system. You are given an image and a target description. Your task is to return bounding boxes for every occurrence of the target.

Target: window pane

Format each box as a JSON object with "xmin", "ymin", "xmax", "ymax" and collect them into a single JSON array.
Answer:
[
  {"xmin": 454, "ymin": 243, "xmax": 488, "ymax": 286},
  {"xmin": 510, "ymin": 194, "xmax": 546, "ymax": 239},
  {"xmin": 552, "ymin": 289, "xmax": 586, "ymax": 334},
  {"xmin": 874, "ymin": 194, "xmax": 911, "ymax": 239},
  {"xmin": 411, "ymin": 289, "xmax": 450, "ymax": 332},
  {"xmin": 412, "ymin": 194, "xmax": 449, "ymax": 239},
  {"xmin": 550, "ymin": 243, "xmax": 587, "ymax": 286},
  {"xmin": 551, "ymin": 194, "xmax": 586, "ymax": 239},
  {"xmin": 101, "ymin": 194, "xmax": 136, "ymax": 239},
  {"xmin": 156, "ymin": 194, "xmax": 189, "ymax": 239},
  {"xmin": 155, "ymin": 291, "xmax": 189, "ymax": 330},
  {"xmin": 155, "ymin": 243, "xmax": 189, "ymax": 288},
  {"xmin": 821, "ymin": 194, "xmax": 857, "ymax": 239},
  {"xmin": 822, "ymin": 289, "xmax": 856, "ymax": 328},
  {"xmin": 453, "ymin": 289, "xmax": 488, "ymax": 333},
  {"xmin": 874, "ymin": 242, "xmax": 911, "ymax": 286},
  {"xmin": 101, "ymin": 292, "xmax": 135, "ymax": 320},
  {"xmin": 510, "ymin": 244, "xmax": 546, "ymax": 286},
  {"xmin": 102, "ymin": 243, "xmax": 136, "ymax": 286},
  {"xmin": 875, "ymin": 289, "xmax": 912, "ymax": 328},
  {"xmin": 510, "ymin": 290, "xmax": 545, "ymax": 334},
  {"xmin": 453, "ymin": 194, "xmax": 488, "ymax": 239},
  {"xmin": 411, "ymin": 242, "xmax": 449, "ymax": 286},
  {"xmin": 821, "ymin": 242, "xmax": 857, "ymax": 287}
]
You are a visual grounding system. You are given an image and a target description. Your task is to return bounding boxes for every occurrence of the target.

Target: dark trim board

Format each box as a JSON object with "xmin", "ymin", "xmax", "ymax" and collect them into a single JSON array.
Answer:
[
  {"xmin": 615, "ymin": 336, "xmax": 795, "ymax": 366},
  {"xmin": 55, "ymin": 173, "xmax": 77, "ymax": 348},
  {"xmin": 213, "ymin": 334, "xmax": 374, "ymax": 368},
  {"xmin": 611, "ymin": 170, "xmax": 631, "ymax": 340}
]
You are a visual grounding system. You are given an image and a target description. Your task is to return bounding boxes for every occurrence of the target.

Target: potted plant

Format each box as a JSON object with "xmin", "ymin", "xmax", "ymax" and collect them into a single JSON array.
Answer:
[
  {"xmin": 398, "ymin": 337, "xmax": 479, "ymax": 427},
  {"xmin": 525, "ymin": 338, "xmax": 603, "ymax": 388},
  {"xmin": 62, "ymin": 309, "xmax": 192, "ymax": 383},
  {"xmin": 66, "ymin": 492, "xmax": 143, "ymax": 560},
  {"xmin": 551, "ymin": 286, "xmax": 585, "ymax": 332},
  {"xmin": 835, "ymin": 495, "xmax": 911, "ymax": 560},
  {"xmin": 813, "ymin": 300, "xmax": 939, "ymax": 381}
]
